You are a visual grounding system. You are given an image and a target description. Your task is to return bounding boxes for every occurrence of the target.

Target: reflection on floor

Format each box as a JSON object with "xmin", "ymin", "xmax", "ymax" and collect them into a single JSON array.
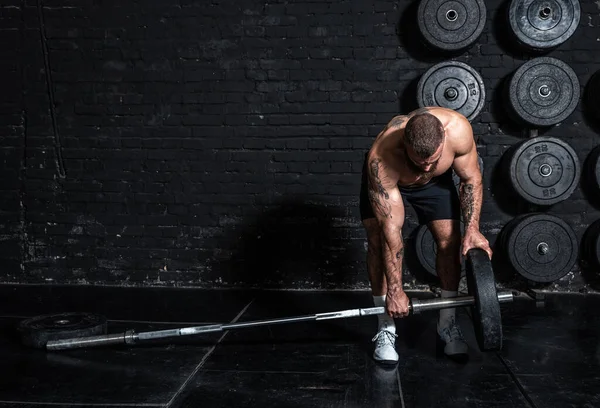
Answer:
[{"xmin": 0, "ymin": 284, "xmax": 598, "ymax": 408}]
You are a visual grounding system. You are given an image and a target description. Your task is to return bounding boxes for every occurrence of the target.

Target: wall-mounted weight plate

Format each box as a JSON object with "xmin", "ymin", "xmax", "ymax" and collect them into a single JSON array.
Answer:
[
  {"xmin": 415, "ymin": 224, "xmax": 466, "ymax": 278},
  {"xmin": 584, "ymin": 70, "xmax": 600, "ymax": 120},
  {"xmin": 507, "ymin": 57, "xmax": 580, "ymax": 127},
  {"xmin": 585, "ymin": 145, "xmax": 600, "ymax": 193},
  {"xmin": 582, "ymin": 219, "xmax": 600, "ymax": 269},
  {"xmin": 417, "ymin": 0, "xmax": 487, "ymax": 52},
  {"xmin": 18, "ymin": 312, "xmax": 107, "ymax": 349},
  {"xmin": 508, "ymin": 0, "xmax": 580, "ymax": 51},
  {"xmin": 505, "ymin": 136, "xmax": 580, "ymax": 206},
  {"xmin": 417, "ymin": 61, "xmax": 485, "ymax": 121},
  {"xmin": 465, "ymin": 249, "xmax": 502, "ymax": 351},
  {"xmin": 415, "ymin": 224, "xmax": 439, "ymax": 277},
  {"xmin": 504, "ymin": 213, "xmax": 578, "ymax": 283}
]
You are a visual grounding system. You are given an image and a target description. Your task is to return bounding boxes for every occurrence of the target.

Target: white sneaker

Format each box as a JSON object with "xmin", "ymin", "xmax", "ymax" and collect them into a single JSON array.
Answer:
[
  {"xmin": 437, "ymin": 317, "xmax": 469, "ymax": 363},
  {"xmin": 372, "ymin": 327, "xmax": 398, "ymax": 365}
]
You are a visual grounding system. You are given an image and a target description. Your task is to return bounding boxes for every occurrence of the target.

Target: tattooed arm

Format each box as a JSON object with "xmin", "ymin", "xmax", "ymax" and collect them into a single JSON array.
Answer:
[
  {"xmin": 367, "ymin": 154, "xmax": 410, "ymax": 318},
  {"xmin": 451, "ymin": 120, "xmax": 492, "ymax": 258}
]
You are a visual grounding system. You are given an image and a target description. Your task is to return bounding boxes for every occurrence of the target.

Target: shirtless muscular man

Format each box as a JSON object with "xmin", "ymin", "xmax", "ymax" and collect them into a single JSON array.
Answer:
[{"xmin": 359, "ymin": 107, "xmax": 493, "ymax": 364}]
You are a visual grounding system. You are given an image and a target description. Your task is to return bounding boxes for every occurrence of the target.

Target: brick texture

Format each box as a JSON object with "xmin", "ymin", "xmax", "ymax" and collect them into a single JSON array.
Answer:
[{"xmin": 2, "ymin": 0, "xmax": 600, "ymax": 291}]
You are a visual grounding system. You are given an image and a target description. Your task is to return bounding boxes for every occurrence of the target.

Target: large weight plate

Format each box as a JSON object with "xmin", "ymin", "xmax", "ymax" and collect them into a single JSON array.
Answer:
[
  {"xmin": 582, "ymin": 219, "xmax": 600, "ymax": 269},
  {"xmin": 465, "ymin": 249, "xmax": 502, "ymax": 351},
  {"xmin": 415, "ymin": 224, "xmax": 439, "ymax": 276},
  {"xmin": 508, "ymin": 0, "xmax": 580, "ymax": 50},
  {"xmin": 417, "ymin": 61, "xmax": 485, "ymax": 121},
  {"xmin": 417, "ymin": 0, "xmax": 487, "ymax": 52},
  {"xmin": 505, "ymin": 213, "xmax": 578, "ymax": 282},
  {"xmin": 18, "ymin": 312, "xmax": 107, "ymax": 349},
  {"xmin": 415, "ymin": 224, "xmax": 466, "ymax": 278},
  {"xmin": 507, "ymin": 136, "xmax": 580, "ymax": 206},
  {"xmin": 584, "ymin": 70, "xmax": 600, "ymax": 120},
  {"xmin": 586, "ymin": 145, "xmax": 600, "ymax": 193},
  {"xmin": 508, "ymin": 57, "xmax": 580, "ymax": 127}
]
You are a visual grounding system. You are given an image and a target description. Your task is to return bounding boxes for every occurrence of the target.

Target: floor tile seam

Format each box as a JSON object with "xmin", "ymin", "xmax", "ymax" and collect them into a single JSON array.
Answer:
[
  {"xmin": 0, "ymin": 402, "xmax": 162, "ymax": 407},
  {"xmin": 0, "ymin": 314, "xmax": 223, "ymax": 326},
  {"xmin": 164, "ymin": 297, "xmax": 256, "ymax": 408},
  {"xmin": 396, "ymin": 370, "xmax": 406, "ymax": 408},
  {"xmin": 496, "ymin": 353, "xmax": 538, "ymax": 408}
]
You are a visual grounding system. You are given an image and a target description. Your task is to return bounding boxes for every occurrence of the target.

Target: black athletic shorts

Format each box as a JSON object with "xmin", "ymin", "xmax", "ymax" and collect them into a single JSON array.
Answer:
[{"xmin": 359, "ymin": 153, "xmax": 461, "ymax": 225}]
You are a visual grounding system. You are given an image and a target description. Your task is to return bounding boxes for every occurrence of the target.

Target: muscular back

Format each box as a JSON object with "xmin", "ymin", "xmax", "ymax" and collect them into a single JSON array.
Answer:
[{"xmin": 368, "ymin": 107, "xmax": 475, "ymax": 190}]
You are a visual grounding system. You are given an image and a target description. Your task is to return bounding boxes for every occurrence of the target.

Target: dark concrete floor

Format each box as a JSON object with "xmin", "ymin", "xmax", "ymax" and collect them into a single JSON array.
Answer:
[{"xmin": 0, "ymin": 284, "xmax": 598, "ymax": 408}]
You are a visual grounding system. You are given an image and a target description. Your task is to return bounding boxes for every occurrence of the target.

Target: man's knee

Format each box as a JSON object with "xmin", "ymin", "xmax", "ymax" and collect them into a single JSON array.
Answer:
[{"xmin": 435, "ymin": 226, "xmax": 461, "ymax": 254}]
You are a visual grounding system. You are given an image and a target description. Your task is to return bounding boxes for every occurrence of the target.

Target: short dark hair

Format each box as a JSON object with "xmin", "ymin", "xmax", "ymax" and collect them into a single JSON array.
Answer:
[{"xmin": 404, "ymin": 113, "xmax": 445, "ymax": 158}]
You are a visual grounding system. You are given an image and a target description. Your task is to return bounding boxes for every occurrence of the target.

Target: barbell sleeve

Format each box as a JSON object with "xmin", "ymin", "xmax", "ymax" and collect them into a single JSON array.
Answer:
[
  {"xmin": 410, "ymin": 291, "xmax": 514, "ymax": 314},
  {"xmin": 46, "ymin": 291, "xmax": 514, "ymax": 351},
  {"xmin": 46, "ymin": 330, "xmax": 138, "ymax": 351}
]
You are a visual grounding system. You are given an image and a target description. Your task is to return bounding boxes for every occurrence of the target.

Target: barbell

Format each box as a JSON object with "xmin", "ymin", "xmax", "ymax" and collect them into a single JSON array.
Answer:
[
  {"xmin": 43, "ymin": 289, "xmax": 513, "ymax": 352},
  {"xmin": 17, "ymin": 250, "xmax": 512, "ymax": 353}
]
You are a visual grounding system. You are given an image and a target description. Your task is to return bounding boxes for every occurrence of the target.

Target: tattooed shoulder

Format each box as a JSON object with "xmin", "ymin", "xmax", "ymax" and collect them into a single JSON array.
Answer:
[
  {"xmin": 368, "ymin": 157, "xmax": 393, "ymax": 218},
  {"xmin": 387, "ymin": 115, "xmax": 406, "ymax": 129}
]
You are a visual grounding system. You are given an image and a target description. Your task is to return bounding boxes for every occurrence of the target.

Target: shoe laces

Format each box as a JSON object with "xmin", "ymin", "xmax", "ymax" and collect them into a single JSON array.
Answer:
[
  {"xmin": 440, "ymin": 319, "xmax": 465, "ymax": 342},
  {"xmin": 371, "ymin": 329, "xmax": 397, "ymax": 347}
]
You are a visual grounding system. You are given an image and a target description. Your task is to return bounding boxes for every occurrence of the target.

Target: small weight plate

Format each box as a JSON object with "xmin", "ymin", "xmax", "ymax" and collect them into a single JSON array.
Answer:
[
  {"xmin": 508, "ymin": 0, "xmax": 580, "ymax": 50},
  {"xmin": 18, "ymin": 312, "xmax": 107, "ymax": 349},
  {"xmin": 508, "ymin": 57, "xmax": 580, "ymax": 127},
  {"xmin": 507, "ymin": 136, "xmax": 580, "ymax": 206},
  {"xmin": 465, "ymin": 248, "xmax": 502, "ymax": 351},
  {"xmin": 417, "ymin": 0, "xmax": 487, "ymax": 52},
  {"xmin": 505, "ymin": 213, "xmax": 578, "ymax": 282},
  {"xmin": 417, "ymin": 61, "xmax": 486, "ymax": 122},
  {"xmin": 582, "ymin": 219, "xmax": 600, "ymax": 268}
]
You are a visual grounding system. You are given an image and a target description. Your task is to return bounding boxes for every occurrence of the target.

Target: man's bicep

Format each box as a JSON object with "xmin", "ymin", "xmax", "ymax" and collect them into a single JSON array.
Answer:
[
  {"xmin": 366, "ymin": 155, "xmax": 405, "ymax": 227},
  {"xmin": 368, "ymin": 182, "xmax": 404, "ymax": 222}
]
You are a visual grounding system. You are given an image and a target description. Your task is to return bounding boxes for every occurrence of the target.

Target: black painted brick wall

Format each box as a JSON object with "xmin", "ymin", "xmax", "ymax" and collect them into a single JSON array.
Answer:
[
  {"xmin": 0, "ymin": 2, "xmax": 24, "ymax": 281},
  {"xmin": 2, "ymin": 0, "xmax": 600, "ymax": 291}
]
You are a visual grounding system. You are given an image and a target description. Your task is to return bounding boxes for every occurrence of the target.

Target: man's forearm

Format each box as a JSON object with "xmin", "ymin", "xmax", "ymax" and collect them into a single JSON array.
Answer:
[
  {"xmin": 380, "ymin": 226, "xmax": 404, "ymax": 293},
  {"xmin": 459, "ymin": 178, "xmax": 483, "ymax": 230}
]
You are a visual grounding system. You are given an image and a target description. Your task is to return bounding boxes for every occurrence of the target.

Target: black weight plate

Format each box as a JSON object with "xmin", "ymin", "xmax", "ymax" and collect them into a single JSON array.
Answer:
[
  {"xmin": 507, "ymin": 136, "xmax": 580, "ymax": 206},
  {"xmin": 465, "ymin": 248, "xmax": 502, "ymax": 351},
  {"xmin": 499, "ymin": 214, "xmax": 530, "ymax": 254},
  {"xmin": 582, "ymin": 219, "xmax": 600, "ymax": 268},
  {"xmin": 584, "ymin": 70, "xmax": 600, "ymax": 120},
  {"xmin": 415, "ymin": 224, "xmax": 438, "ymax": 276},
  {"xmin": 18, "ymin": 312, "xmax": 107, "ymax": 349},
  {"xmin": 586, "ymin": 145, "xmax": 600, "ymax": 193},
  {"xmin": 508, "ymin": 57, "xmax": 580, "ymax": 127},
  {"xmin": 505, "ymin": 213, "xmax": 578, "ymax": 282},
  {"xmin": 417, "ymin": 0, "xmax": 487, "ymax": 52},
  {"xmin": 417, "ymin": 61, "xmax": 485, "ymax": 121},
  {"xmin": 508, "ymin": 0, "xmax": 580, "ymax": 50},
  {"xmin": 415, "ymin": 224, "xmax": 466, "ymax": 278}
]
